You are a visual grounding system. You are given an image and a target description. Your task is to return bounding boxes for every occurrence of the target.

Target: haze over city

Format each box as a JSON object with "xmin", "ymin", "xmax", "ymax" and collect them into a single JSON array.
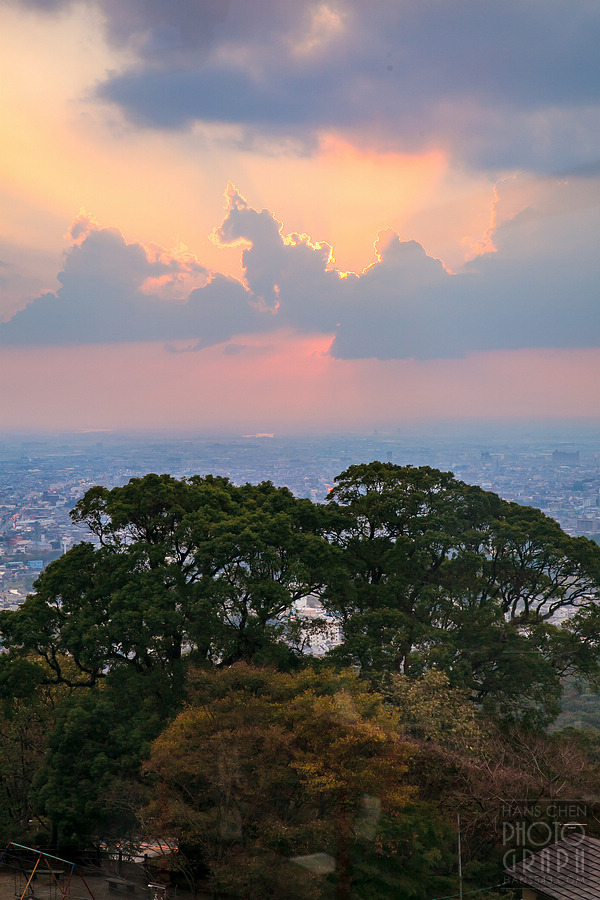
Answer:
[{"xmin": 1, "ymin": 0, "xmax": 600, "ymax": 433}]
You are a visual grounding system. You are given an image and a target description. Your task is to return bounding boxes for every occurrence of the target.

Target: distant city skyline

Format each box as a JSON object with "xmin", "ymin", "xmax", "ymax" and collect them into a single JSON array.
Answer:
[{"xmin": 1, "ymin": 1, "xmax": 600, "ymax": 430}]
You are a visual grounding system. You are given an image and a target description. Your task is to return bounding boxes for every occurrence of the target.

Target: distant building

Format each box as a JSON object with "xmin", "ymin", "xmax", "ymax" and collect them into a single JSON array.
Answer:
[
  {"xmin": 552, "ymin": 450, "xmax": 580, "ymax": 465},
  {"xmin": 577, "ymin": 518, "xmax": 599, "ymax": 534},
  {"xmin": 291, "ymin": 596, "xmax": 342, "ymax": 656}
]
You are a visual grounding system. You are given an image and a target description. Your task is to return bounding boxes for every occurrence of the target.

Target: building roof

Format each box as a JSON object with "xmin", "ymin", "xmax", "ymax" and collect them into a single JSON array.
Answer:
[{"xmin": 505, "ymin": 834, "xmax": 600, "ymax": 900}]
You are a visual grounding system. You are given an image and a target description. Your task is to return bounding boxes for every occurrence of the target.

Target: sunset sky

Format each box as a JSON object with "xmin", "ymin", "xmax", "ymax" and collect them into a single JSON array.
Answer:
[{"xmin": 2, "ymin": 0, "xmax": 600, "ymax": 432}]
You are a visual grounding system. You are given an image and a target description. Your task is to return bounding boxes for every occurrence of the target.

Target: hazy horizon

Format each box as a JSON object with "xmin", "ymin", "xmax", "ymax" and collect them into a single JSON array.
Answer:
[{"xmin": 3, "ymin": 418, "xmax": 599, "ymax": 447}]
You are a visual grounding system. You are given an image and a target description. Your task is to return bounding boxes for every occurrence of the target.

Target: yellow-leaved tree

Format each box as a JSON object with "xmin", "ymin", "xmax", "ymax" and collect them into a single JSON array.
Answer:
[{"xmin": 144, "ymin": 664, "xmax": 413, "ymax": 900}]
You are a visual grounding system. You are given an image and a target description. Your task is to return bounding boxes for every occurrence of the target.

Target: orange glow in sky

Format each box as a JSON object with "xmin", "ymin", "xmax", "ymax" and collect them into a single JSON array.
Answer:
[{"xmin": 232, "ymin": 135, "xmax": 448, "ymax": 274}]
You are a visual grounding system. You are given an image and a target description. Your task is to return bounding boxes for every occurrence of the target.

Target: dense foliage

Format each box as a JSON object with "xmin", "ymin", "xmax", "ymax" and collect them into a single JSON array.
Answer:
[{"xmin": 0, "ymin": 462, "xmax": 599, "ymax": 897}]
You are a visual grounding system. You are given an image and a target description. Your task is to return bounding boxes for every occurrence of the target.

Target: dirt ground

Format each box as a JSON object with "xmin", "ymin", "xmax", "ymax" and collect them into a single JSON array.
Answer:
[{"xmin": 0, "ymin": 867, "xmax": 199, "ymax": 900}]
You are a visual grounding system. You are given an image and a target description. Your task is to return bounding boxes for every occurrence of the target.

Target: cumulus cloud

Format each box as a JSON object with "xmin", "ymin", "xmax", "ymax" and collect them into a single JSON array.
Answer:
[
  {"xmin": 2, "ymin": 179, "xmax": 600, "ymax": 358},
  {"xmin": 330, "ymin": 171, "xmax": 600, "ymax": 358},
  {"xmin": 213, "ymin": 183, "xmax": 343, "ymax": 331},
  {"xmin": 0, "ymin": 220, "xmax": 253, "ymax": 346}
]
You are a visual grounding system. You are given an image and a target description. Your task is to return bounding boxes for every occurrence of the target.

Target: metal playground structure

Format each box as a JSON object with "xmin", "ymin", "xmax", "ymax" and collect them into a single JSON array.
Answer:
[{"xmin": 0, "ymin": 843, "xmax": 96, "ymax": 900}]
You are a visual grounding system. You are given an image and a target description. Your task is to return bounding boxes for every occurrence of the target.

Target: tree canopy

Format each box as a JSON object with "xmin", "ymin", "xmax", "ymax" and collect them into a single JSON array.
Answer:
[
  {"xmin": 0, "ymin": 462, "xmax": 599, "ymax": 897},
  {"xmin": 4, "ymin": 464, "xmax": 600, "ymax": 722},
  {"xmin": 323, "ymin": 462, "xmax": 600, "ymax": 723},
  {"xmin": 0, "ymin": 473, "xmax": 334, "ymax": 685},
  {"xmin": 145, "ymin": 664, "xmax": 412, "ymax": 900}
]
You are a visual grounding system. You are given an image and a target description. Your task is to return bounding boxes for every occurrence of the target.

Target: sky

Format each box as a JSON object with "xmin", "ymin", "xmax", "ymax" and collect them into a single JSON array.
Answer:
[{"xmin": 1, "ymin": 0, "xmax": 600, "ymax": 433}]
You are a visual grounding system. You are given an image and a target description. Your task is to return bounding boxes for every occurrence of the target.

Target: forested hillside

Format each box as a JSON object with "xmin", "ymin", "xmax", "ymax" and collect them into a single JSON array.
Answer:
[{"xmin": 1, "ymin": 463, "xmax": 600, "ymax": 899}]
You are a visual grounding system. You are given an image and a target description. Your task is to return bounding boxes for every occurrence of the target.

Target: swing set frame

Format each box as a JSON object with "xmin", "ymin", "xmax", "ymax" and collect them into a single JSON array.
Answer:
[{"xmin": 0, "ymin": 843, "xmax": 96, "ymax": 900}]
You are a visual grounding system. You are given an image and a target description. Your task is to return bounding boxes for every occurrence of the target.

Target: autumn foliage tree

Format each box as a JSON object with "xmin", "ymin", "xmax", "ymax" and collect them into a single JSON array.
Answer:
[{"xmin": 144, "ymin": 665, "xmax": 412, "ymax": 900}]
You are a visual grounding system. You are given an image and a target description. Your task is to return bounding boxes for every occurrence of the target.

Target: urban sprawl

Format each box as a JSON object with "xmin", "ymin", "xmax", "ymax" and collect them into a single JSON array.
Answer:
[{"xmin": 1, "ymin": 429, "xmax": 599, "ymax": 615}]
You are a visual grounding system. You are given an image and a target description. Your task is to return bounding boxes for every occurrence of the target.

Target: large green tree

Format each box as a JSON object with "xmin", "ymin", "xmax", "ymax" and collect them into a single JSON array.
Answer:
[
  {"xmin": 0, "ymin": 473, "xmax": 333, "ymax": 684},
  {"xmin": 33, "ymin": 666, "xmax": 171, "ymax": 847},
  {"xmin": 324, "ymin": 462, "xmax": 600, "ymax": 722}
]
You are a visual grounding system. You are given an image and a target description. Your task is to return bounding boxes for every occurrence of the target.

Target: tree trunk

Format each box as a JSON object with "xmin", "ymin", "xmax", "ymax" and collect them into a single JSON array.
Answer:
[{"xmin": 334, "ymin": 805, "xmax": 353, "ymax": 900}]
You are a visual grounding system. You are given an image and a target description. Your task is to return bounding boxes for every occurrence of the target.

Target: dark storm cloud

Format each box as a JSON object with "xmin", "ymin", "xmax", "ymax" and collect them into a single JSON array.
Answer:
[
  {"xmin": 99, "ymin": 66, "xmax": 342, "ymax": 131},
  {"xmin": 12, "ymin": 0, "xmax": 600, "ymax": 170},
  {"xmin": 13, "ymin": 0, "xmax": 231, "ymax": 67},
  {"xmin": 2, "ymin": 181, "xmax": 599, "ymax": 359},
  {"xmin": 95, "ymin": 0, "xmax": 600, "ymax": 171},
  {"xmin": 100, "ymin": 0, "xmax": 230, "ymax": 58}
]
